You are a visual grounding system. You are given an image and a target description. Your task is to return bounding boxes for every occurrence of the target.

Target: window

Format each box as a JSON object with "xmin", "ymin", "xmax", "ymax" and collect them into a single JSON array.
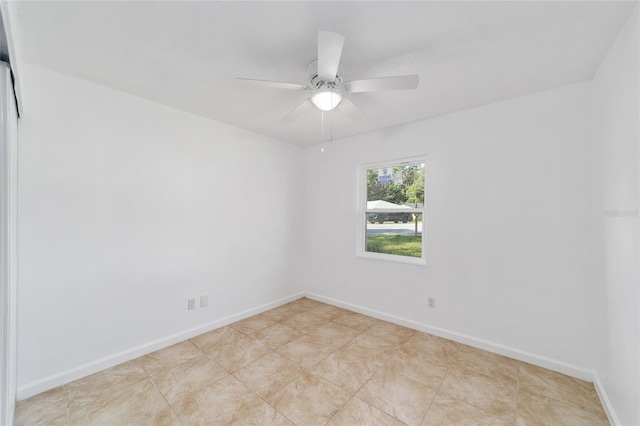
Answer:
[{"xmin": 357, "ymin": 158, "xmax": 425, "ymax": 264}]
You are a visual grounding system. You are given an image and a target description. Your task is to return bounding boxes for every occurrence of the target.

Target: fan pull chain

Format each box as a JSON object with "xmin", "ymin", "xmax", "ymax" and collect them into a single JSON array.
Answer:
[
  {"xmin": 321, "ymin": 110, "xmax": 324, "ymax": 144},
  {"xmin": 330, "ymin": 108, "xmax": 333, "ymax": 143},
  {"xmin": 330, "ymin": 88, "xmax": 334, "ymax": 143}
]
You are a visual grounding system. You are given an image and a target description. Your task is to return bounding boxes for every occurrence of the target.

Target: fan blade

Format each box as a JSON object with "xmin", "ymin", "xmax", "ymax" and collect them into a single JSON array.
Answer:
[
  {"xmin": 317, "ymin": 31, "xmax": 345, "ymax": 81},
  {"xmin": 281, "ymin": 99, "xmax": 314, "ymax": 123},
  {"xmin": 236, "ymin": 78, "xmax": 308, "ymax": 91},
  {"xmin": 345, "ymin": 75, "xmax": 419, "ymax": 93},
  {"xmin": 338, "ymin": 97, "xmax": 366, "ymax": 121}
]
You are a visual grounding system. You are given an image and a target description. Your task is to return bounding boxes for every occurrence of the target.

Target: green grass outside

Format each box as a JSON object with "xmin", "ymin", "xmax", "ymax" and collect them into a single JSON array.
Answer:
[{"xmin": 366, "ymin": 234, "xmax": 422, "ymax": 258}]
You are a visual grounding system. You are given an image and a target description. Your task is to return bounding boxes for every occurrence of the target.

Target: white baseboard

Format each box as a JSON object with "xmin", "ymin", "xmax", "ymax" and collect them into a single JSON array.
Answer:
[
  {"xmin": 305, "ymin": 292, "xmax": 596, "ymax": 382},
  {"xmin": 593, "ymin": 373, "xmax": 621, "ymax": 426},
  {"xmin": 19, "ymin": 290, "xmax": 607, "ymax": 409},
  {"xmin": 16, "ymin": 292, "xmax": 305, "ymax": 400}
]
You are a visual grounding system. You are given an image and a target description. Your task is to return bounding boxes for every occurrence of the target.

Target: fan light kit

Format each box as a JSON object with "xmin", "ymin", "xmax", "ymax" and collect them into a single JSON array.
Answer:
[
  {"xmin": 237, "ymin": 30, "xmax": 420, "ymax": 122},
  {"xmin": 311, "ymin": 90, "xmax": 342, "ymax": 111}
]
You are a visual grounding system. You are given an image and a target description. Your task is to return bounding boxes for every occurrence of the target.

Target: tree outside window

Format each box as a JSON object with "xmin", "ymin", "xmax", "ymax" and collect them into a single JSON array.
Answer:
[{"xmin": 362, "ymin": 160, "xmax": 425, "ymax": 261}]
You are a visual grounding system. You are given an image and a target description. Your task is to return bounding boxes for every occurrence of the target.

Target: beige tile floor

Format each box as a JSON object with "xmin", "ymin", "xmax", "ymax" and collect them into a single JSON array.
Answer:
[{"xmin": 15, "ymin": 298, "xmax": 609, "ymax": 425}]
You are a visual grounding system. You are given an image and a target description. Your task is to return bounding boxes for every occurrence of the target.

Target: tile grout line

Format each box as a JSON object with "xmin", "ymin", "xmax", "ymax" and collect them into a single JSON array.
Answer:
[
  {"xmin": 318, "ymin": 326, "xmax": 402, "ymax": 425},
  {"xmin": 62, "ymin": 384, "xmax": 71, "ymax": 426},
  {"xmin": 148, "ymin": 377, "xmax": 186, "ymax": 426},
  {"xmin": 140, "ymin": 339, "xmax": 205, "ymax": 377},
  {"xmin": 62, "ymin": 362, "xmax": 154, "ymax": 423},
  {"xmin": 244, "ymin": 371, "xmax": 304, "ymax": 426},
  {"xmin": 518, "ymin": 364, "xmax": 609, "ymax": 419},
  {"xmin": 308, "ymin": 358, "xmax": 365, "ymax": 424},
  {"xmin": 232, "ymin": 344, "xmax": 305, "ymax": 424},
  {"xmin": 418, "ymin": 361, "xmax": 450, "ymax": 426},
  {"xmin": 236, "ymin": 303, "xmax": 320, "ymax": 425},
  {"xmin": 428, "ymin": 354, "xmax": 524, "ymax": 422},
  {"xmin": 392, "ymin": 333, "xmax": 440, "ymax": 426},
  {"xmin": 515, "ymin": 363, "xmax": 521, "ymax": 419},
  {"xmin": 158, "ymin": 359, "xmax": 231, "ymax": 415},
  {"xmin": 271, "ymin": 312, "xmax": 376, "ymax": 425},
  {"xmin": 231, "ymin": 311, "xmax": 331, "ymax": 415}
]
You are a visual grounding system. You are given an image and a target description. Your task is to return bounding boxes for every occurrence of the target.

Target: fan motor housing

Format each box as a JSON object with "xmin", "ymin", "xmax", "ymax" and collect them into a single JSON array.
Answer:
[{"xmin": 307, "ymin": 60, "xmax": 344, "ymax": 89}]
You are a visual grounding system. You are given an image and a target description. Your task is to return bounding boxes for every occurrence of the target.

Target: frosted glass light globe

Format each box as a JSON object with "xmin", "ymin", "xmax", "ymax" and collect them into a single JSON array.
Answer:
[{"xmin": 311, "ymin": 90, "xmax": 342, "ymax": 111}]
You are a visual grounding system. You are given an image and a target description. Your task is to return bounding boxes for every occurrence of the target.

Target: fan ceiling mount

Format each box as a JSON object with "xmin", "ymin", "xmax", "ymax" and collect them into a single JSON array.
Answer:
[{"xmin": 237, "ymin": 30, "xmax": 420, "ymax": 122}]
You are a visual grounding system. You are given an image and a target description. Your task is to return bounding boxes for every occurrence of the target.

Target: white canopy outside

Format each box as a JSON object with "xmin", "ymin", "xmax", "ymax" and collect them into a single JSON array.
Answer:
[{"xmin": 366, "ymin": 200, "xmax": 412, "ymax": 210}]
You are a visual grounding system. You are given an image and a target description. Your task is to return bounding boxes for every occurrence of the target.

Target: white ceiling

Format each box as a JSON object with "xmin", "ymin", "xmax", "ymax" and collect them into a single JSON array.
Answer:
[{"xmin": 16, "ymin": 1, "xmax": 637, "ymax": 146}]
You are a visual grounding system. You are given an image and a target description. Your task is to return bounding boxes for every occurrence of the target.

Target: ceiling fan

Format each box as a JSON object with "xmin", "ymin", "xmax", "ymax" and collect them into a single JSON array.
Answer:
[{"xmin": 237, "ymin": 31, "xmax": 420, "ymax": 122}]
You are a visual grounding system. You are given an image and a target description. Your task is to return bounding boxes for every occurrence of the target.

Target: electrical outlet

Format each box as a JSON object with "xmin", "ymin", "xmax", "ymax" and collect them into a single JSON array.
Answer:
[
  {"xmin": 188, "ymin": 298, "xmax": 196, "ymax": 310},
  {"xmin": 200, "ymin": 295, "xmax": 208, "ymax": 307},
  {"xmin": 427, "ymin": 297, "xmax": 436, "ymax": 309}
]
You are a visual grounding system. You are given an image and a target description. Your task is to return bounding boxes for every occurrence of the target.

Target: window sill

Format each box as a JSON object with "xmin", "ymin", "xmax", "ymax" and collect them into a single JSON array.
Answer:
[{"xmin": 356, "ymin": 250, "xmax": 426, "ymax": 266}]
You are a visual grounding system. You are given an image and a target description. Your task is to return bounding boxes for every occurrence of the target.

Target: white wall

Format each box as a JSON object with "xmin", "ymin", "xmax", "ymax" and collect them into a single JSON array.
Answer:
[
  {"xmin": 0, "ymin": 61, "xmax": 19, "ymax": 426},
  {"xmin": 304, "ymin": 82, "xmax": 595, "ymax": 374},
  {"xmin": 591, "ymin": 5, "xmax": 639, "ymax": 426},
  {"xmin": 17, "ymin": 64, "xmax": 305, "ymax": 397}
]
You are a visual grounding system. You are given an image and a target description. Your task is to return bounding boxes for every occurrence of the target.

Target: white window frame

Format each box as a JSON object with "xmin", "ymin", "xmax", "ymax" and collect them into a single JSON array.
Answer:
[{"xmin": 356, "ymin": 156, "xmax": 426, "ymax": 265}]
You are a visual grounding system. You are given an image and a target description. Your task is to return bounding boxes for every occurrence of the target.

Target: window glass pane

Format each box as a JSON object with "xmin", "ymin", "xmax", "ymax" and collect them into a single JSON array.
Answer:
[
  {"xmin": 365, "ymin": 213, "xmax": 423, "ymax": 258},
  {"xmin": 366, "ymin": 162, "xmax": 424, "ymax": 208}
]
